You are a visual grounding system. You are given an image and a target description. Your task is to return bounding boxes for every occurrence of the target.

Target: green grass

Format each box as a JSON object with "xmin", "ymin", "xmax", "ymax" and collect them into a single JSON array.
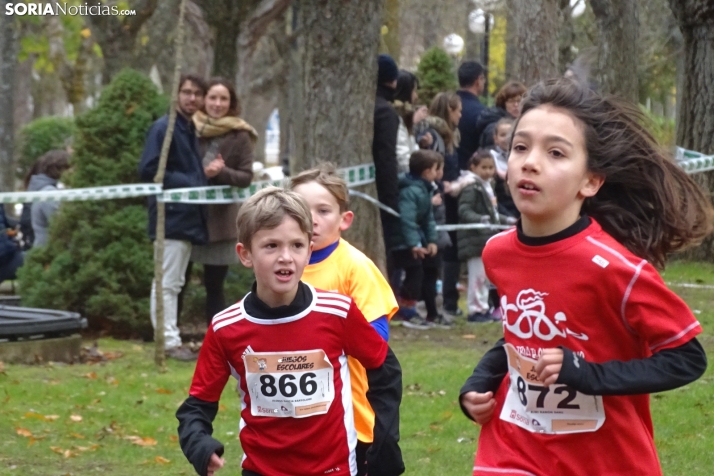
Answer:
[{"xmin": 1, "ymin": 261, "xmax": 713, "ymax": 475}]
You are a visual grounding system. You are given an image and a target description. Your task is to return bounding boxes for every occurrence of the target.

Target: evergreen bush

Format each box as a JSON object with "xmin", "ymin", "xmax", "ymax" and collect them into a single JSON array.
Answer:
[
  {"xmin": 416, "ymin": 47, "xmax": 458, "ymax": 106},
  {"xmin": 17, "ymin": 116, "xmax": 75, "ymax": 180},
  {"xmin": 18, "ymin": 69, "xmax": 169, "ymax": 335}
]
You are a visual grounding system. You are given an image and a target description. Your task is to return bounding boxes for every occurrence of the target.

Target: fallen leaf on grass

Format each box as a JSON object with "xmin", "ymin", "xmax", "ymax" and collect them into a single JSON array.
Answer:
[
  {"xmin": 70, "ymin": 432, "xmax": 86, "ymax": 439},
  {"xmin": 168, "ymin": 435, "xmax": 178, "ymax": 442},
  {"xmin": 24, "ymin": 411, "xmax": 46, "ymax": 420},
  {"xmin": 106, "ymin": 377, "xmax": 119, "ymax": 386},
  {"xmin": 155, "ymin": 388, "xmax": 173, "ymax": 394},
  {"xmin": 462, "ymin": 334, "xmax": 476, "ymax": 339},
  {"xmin": 103, "ymin": 352, "xmax": 123, "ymax": 361},
  {"xmin": 83, "ymin": 372, "xmax": 98, "ymax": 380},
  {"xmin": 219, "ymin": 404, "xmax": 227, "ymax": 411},
  {"xmin": 16, "ymin": 428, "xmax": 32, "ymax": 437},
  {"xmin": 28, "ymin": 436, "xmax": 44, "ymax": 446},
  {"xmin": 70, "ymin": 414, "xmax": 83, "ymax": 422},
  {"xmin": 75, "ymin": 444, "xmax": 99, "ymax": 452},
  {"xmin": 45, "ymin": 415, "xmax": 60, "ymax": 421},
  {"xmin": 155, "ymin": 456, "xmax": 171, "ymax": 464},
  {"xmin": 125, "ymin": 436, "xmax": 157, "ymax": 446},
  {"xmin": 50, "ymin": 446, "xmax": 78, "ymax": 457}
]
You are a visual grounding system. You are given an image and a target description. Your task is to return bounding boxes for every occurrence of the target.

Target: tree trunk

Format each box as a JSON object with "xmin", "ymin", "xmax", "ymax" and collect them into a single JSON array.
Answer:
[
  {"xmin": 590, "ymin": 0, "xmax": 639, "ymax": 103},
  {"xmin": 288, "ymin": 0, "xmax": 387, "ymax": 270},
  {"xmin": 86, "ymin": 0, "xmax": 159, "ymax": 84},
  {"xmin": 0, "ymin": 10, "xmax": 18, "ymax": 194},
  {"xmin": 504, "ymin": 1, "xmax": 517, "ymax": 80},
  {"xmin": 509, "ymin": 0, "xmax": 559, "ymax": 85},
  {"xmin": 198, "ymin": 0, "xmax": 257, "ymax": 81},
  {"xmin": 381, "ymin": 0, "xmax": 400, "ymax": 58},
  {"xmin": 668, "ymin": 0, "xmax": 714, "ymax": 261},
  {"xmin": 558, "ymin": 0, "xmax": 576, "ymax": 75}
]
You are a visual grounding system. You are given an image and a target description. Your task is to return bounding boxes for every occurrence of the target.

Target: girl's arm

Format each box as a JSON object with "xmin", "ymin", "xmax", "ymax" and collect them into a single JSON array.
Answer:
[
  {"xmin": 458, "ymin": 338, "xmax": 508, "ymax": 420},
  {"xmin": 554, "ymin": 338, "xmax": 706, "ymax": 395},
  {"xmin": 458, "ymin": 185, "xmax": 489, "ymax": 223}
]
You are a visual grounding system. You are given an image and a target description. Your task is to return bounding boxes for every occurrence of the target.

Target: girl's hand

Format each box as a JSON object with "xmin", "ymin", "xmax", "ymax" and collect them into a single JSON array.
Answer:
[
  {"xmin": 426, "ymin": 243, "xmax": 438, "ymax": 256},
  {"xmin": 461, "ymin": 391, "xmax": 496, "ymax": 425},
  {"xmin": 204, "ymin": 155, "xmax": 226, "ymax": 178},
  {"xmin": 207, "ymin": 453, "xmax": 225, "ymax": 475},
  {"xmin": 414, "ymin": 106, "xmax": 429, "ymax": 124},
  {"xmin": 535, "ymin": 348, "xmax": 564, "ymax": 386},
  {"xmin": 418, "ymin": 132, "xmax": 434, "ymax": 149},
  {"xmin": 431, "ymin": 193, "xmax": 442, "ymax": 206}
]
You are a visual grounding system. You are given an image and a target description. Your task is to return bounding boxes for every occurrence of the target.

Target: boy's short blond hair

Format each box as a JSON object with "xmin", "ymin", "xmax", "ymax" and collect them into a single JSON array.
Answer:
[
  {"xmin": 289, "ymin": 162, "xmax": 350, "ymax": 213},
  {"xmin": 236, "ymin": 186, "xmax": 313, "ymax": 250}
]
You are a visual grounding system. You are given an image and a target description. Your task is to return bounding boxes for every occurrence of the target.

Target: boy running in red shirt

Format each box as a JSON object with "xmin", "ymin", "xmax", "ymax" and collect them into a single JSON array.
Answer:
[{"xmin": 176, "ymin": 187, "xmax": 404, "ymax": 476}]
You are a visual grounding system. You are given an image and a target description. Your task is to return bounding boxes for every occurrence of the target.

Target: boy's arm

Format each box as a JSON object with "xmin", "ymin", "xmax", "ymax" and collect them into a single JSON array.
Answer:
[
  {"xmin": 398, "ymin": 189, "xmax": 422, "ymax": 247},
  {"xmin": 425, "ymin": 201, "xmax": 437, "ymax": 246},
  {"xmin": 343, "ymin": 301, "xmax": 404, "ymax": 475},
  {"xmin": 176, "ymin": 396, "xmax": 225, "ymax": 476},
  {"xmin": 365, "ymin": 347, "xmax": 405, "ymax": 476},
  {"xmin": 556, "ymin": 338, "xmax": 706, "ymax": 395},
  {"xmin": 176, "ymin": 326, "xmax": 231, "ymax": 476},
  {"xmin": 459, "ymin": 338, "xmax": 508, "ymax": 421}
]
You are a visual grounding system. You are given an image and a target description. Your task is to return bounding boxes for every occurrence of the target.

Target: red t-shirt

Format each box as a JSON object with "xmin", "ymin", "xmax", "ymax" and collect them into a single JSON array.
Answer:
[
  {"xmin": 189, "ymin": 284, "xmax": 388, "ymax": 476},
  {"xmin": 474, "ymin": 219, "xmax": 701, "ymax": 476}
]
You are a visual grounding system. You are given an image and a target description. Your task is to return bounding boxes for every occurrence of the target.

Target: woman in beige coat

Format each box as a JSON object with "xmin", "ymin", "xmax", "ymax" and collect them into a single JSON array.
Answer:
[{"xmin": 190, "ymin": 77, "xmax": 255, "ymax": 324}]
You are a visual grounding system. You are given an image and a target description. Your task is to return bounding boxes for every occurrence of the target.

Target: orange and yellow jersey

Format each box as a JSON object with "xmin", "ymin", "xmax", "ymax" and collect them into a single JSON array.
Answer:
[{"xmin": 302, "ymin": 238, "xmax": 398, "ymax": 443}]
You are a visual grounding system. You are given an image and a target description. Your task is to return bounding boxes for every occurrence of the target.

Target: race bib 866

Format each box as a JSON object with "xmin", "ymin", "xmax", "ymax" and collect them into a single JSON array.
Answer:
[{"xmin": 243, "ymin": 349, "xmax": 334, "ymax": 418}]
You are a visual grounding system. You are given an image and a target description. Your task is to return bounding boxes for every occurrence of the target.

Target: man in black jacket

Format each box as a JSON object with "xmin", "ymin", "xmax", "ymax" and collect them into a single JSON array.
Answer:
[
  {"xmin": 372, "ymin": 54, "xmax": 401, "ymax": 282},
  {"xmin": 442, "ymin": 62, "xmax": 486, "ymax": 317},
  {"xmin": 138, "ymin": 74, "xmax": 207, "ymax": 361}
]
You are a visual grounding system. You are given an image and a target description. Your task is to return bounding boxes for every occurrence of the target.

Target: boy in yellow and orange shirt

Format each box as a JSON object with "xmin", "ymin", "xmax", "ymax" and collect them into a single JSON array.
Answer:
[{"xmin": 291, "ymin": 163, "xmax": 399, "ymax": 476}]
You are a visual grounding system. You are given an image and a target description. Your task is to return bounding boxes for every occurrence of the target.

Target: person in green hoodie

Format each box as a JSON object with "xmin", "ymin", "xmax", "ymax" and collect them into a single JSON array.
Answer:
[{"xmin": 391, "ymin": 150, "xmax": 442, "ymax": 329}]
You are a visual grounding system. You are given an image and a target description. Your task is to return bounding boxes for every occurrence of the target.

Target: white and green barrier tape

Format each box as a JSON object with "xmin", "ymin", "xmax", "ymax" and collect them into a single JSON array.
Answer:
[
  {"xmin": 158, "ymin": 164, "xmax": 376, "ymax": 204},
  {"xmin": 676, "ymin": 147, "xmax": 714, "ymax": 174},
  {"xmin": 0, "ymin": 183, "xmax": 162, "ymax": 204},
  {"xmin": 0, "ymin": 151, "xmax": 711, "ymax": 207}
]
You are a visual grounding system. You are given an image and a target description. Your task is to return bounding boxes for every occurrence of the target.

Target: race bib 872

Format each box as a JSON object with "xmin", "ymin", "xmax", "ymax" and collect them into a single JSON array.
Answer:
[
  {"xmin": 243, "ymin": 349, "xmax": 335, "ymax": 418},
  {"xmin": 499, "ymin": 343, "xmax": 605, "ymax": 434}
]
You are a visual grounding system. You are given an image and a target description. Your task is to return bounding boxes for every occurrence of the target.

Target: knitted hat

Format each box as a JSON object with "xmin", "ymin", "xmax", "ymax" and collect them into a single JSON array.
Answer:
[{"xmin": 377, "ymin": 54, "xmax": 399, "ymax": 85}]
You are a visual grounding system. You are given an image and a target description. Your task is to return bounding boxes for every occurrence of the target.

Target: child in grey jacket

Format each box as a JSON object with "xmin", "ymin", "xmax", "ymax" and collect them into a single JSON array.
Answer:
[{"xmin": 457, "ymin": 149, "xmax": 516, "ymax": 322}]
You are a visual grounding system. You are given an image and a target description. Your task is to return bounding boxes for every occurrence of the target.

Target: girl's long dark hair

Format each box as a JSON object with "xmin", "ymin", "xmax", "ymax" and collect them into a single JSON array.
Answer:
[
  {"xmin": 394, "ymin": 70, "xmax": 419, "ymax": 134},
  {"xmin": 516, "ymin": 78, "xmax": 713, "ymax": 268}
]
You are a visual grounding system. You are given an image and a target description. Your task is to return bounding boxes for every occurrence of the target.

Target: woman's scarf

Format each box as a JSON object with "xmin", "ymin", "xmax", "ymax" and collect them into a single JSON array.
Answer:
[{"xmin": 192, "ymin": 110, "xmax": 258, "ymax": 143}]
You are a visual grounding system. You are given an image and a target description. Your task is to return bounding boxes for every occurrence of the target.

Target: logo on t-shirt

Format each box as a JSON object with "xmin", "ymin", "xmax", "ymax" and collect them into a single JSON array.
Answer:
[{"xmin": 501, "ymin": 289, "xmax": 589, "ymax": 342}]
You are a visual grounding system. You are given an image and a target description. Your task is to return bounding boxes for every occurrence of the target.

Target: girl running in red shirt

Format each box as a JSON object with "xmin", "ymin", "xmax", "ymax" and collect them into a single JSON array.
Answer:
[{"xmin": 460, "ymin": 77, "xmax": 713, "ymax": 476}]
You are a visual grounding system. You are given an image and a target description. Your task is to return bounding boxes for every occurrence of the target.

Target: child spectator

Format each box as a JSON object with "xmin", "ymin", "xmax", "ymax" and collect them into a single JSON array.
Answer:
[
  {"xmin": 290, "ymin": 163, "xmax": 399, "ymax": 476},
  {"xmin": 391, "ymin": 150, "xmax": 441, "ymax": 329},
  {"xmin": 29, "ymin": 150, "xmax": 71, "ymax": 247},
  {"xmin": 489, "ymin": 117, "xmax": 519, "ymax": 218},
  {"xmin": 458, "ymin": 150, "xmax": 515, "ymax": 323},
  {"xmin": 394, "ymin": 70, "xmax": 428, "ymax": 174},
  {"xmin": 176, "ymin": 187, "xmax": 404, "ymax": 476},
  {"xmin": 423, "ymin": 160, "xmax": 453, "ymax": 328},
  {"xmin": 460, "ymin": 78, "xmax": 710, "ymax": 475},
  {"xmin": 414, "ymin": 93, "xmax": 464, "ymax": 318}
]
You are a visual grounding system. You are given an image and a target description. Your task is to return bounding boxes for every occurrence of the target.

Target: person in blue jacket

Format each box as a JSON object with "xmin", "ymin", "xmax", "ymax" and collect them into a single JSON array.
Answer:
[
  {"xmin": 138, "ymin": 74, "xmax": 208, "ymax": 361},
  {"xmin": 0, "ymin": 206, "xmax": 22, "ymax": 285}
]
